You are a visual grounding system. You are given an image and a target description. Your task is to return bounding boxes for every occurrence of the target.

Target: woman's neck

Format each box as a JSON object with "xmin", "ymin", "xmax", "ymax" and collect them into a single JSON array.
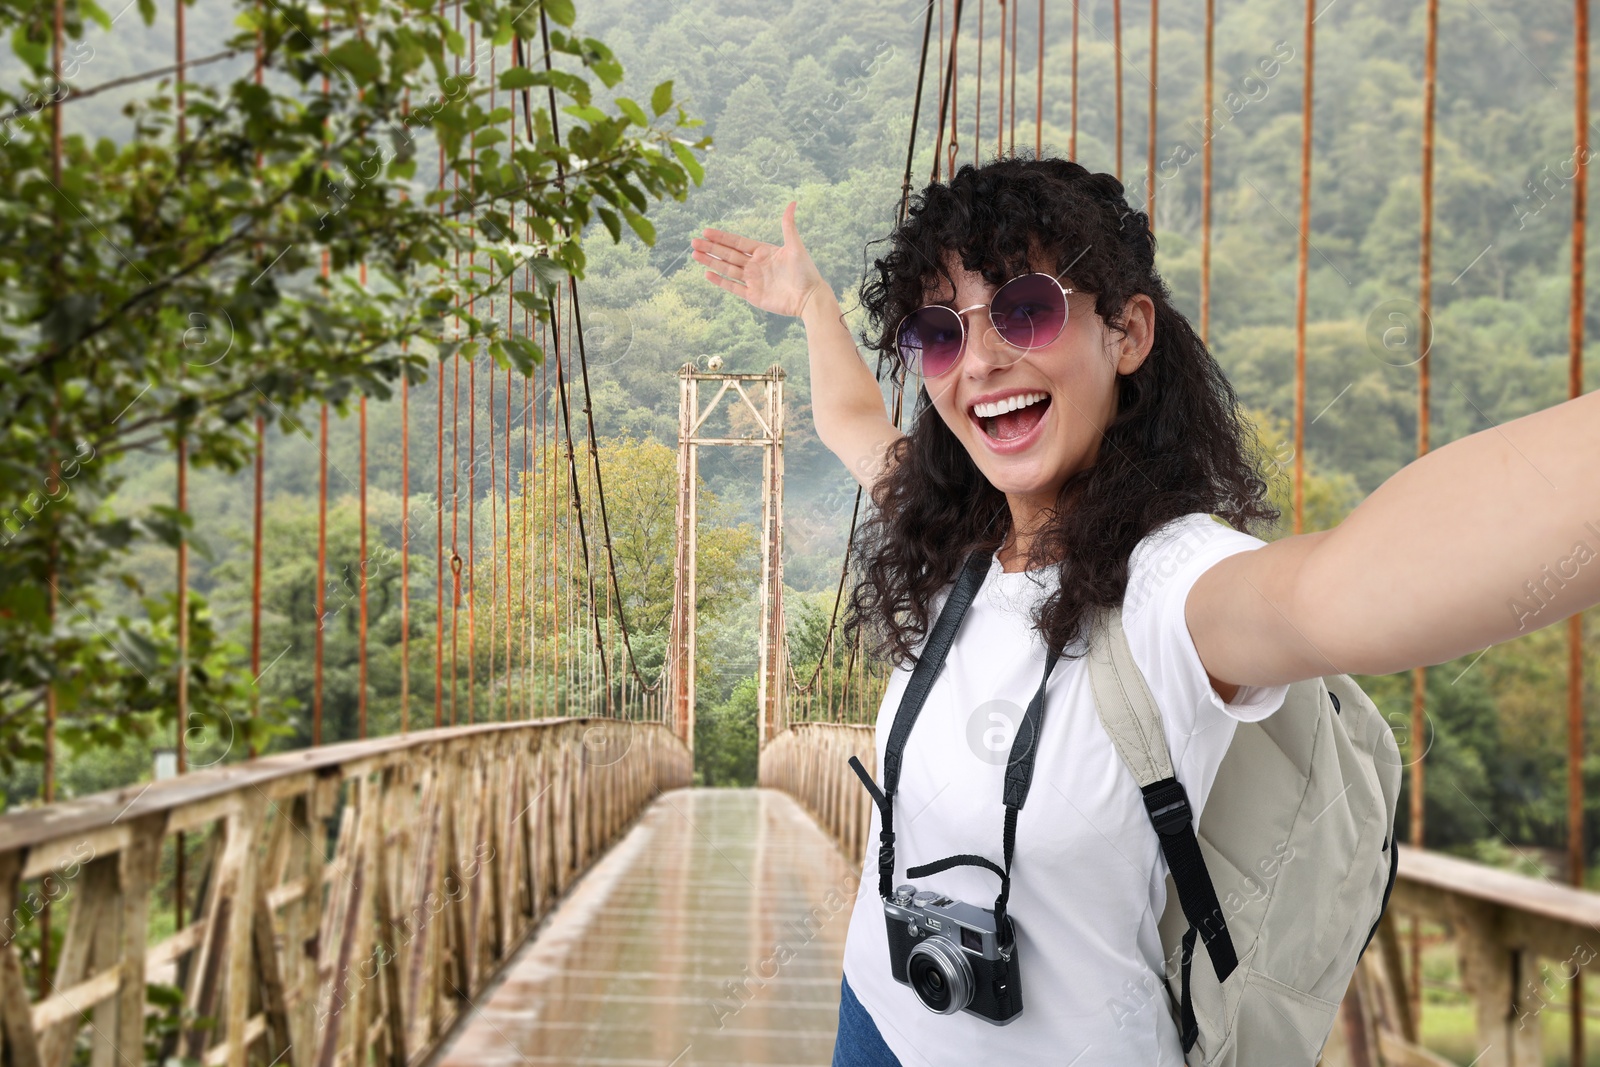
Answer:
[{"xmin": 997, "ymin": 494, "xmax": 1056, "ymax": 573}]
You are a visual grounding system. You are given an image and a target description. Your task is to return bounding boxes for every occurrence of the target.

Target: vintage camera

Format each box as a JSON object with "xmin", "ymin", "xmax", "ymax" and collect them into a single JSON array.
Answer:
[{"xmin": 882, "ymin": 883, "xmax": 1022, "ymax": 1024}]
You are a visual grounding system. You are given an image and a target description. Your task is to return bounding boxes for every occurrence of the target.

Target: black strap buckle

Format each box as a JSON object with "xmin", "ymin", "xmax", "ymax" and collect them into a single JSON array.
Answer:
[{"xmin": 1142, "ymin": 778, "xmax": 1193, "ymax": 836}]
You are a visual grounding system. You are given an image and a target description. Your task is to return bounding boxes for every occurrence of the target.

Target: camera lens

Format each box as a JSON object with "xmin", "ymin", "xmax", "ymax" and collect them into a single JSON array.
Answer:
[{"xmin": 906, "ymin": 937, "xmax": 973, "ymax": 1015}]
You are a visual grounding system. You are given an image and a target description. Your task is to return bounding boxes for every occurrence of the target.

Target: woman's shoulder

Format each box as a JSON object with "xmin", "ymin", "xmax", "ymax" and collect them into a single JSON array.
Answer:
[
  {"xmin": 1123, "ymin": 512, "xmax": 1270, "ymax": 620},
  {"xmin": 1120, "ymin": 511, "xmax": 1293, "ymax": 727}
]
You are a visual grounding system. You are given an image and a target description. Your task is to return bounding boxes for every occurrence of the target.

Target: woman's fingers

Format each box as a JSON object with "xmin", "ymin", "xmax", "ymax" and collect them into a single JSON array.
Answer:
[
  {"xmin": 690, "ymin": 238, "xmax": 750, "ymax": 268},
  {"xmin": 700, "ymin": 227, "xmax": 763, "ymax": 258},
  {"xmin": 696, "ymin": 211, "xmax": 820, "ymax": 317},
  {"xmin": 702, "ymin": 269, "xmax": 744, "ymax": 292},
  {"xmin": 691, "ymin": 246, "xmax": 747, "ymax": 282},
  {"xmin": 780, "ymin": 201, "xmax": 803, "ymax": 249}
]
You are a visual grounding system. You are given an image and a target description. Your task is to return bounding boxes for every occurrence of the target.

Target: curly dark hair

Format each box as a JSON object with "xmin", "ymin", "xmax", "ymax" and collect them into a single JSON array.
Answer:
[{"xmin": 843, "ymin": 152, "xmax": 1279, "ymax": 670}]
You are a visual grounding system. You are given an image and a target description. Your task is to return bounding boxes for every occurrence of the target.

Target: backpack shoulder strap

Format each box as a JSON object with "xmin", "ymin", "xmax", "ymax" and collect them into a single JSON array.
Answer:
[
  {"xmin": 1086, "ymin": 603, "xmax": 1176, "ymax": 787},
  {"xmin": 1087, "ymin": 606, "xmax": 1240, "ymax": 998}
]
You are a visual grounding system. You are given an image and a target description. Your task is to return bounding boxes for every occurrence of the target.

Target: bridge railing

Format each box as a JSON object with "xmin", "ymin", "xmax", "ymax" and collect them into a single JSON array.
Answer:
[
  {"xmin": 759, "ymin": 723, "xmax": 876, "ymax": 872},
  {"xmin": 1332, "ymin": 844, "xmax": 1600, "ymax": 1067},
  {"xmin": 0, "ymin": 718, "xmax": 690, "ymax": 1067}
]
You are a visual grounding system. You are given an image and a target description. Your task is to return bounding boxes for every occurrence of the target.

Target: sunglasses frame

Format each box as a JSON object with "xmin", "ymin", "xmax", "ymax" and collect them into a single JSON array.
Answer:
[{"xmin": 894, "ymin": 269, "xmax": 1078, "ymax": 379}]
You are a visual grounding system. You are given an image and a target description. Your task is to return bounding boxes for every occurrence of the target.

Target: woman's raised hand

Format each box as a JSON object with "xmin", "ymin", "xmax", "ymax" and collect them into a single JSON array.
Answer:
[
  {"xmin": 697, "ymin": 200, "xmax": 900, "ymax": 489},
  {"xmin": 691, "ymin": 201, "xmax": 828, "ymax": 319}
]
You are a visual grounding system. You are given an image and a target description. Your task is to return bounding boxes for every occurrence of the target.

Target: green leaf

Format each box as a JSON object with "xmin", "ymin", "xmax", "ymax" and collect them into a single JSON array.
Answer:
[
  {"xmin": 10, "ymin": 28, "xmax": 47, "ymax": 73},
  {"xmin": 562, "ymin": 104, "xmax": 609, "ymax": 126},
  {"xmin": 503, "ymin": 334, "xmax": 544, "ymax": 372},
  {"xmin": 41, "ymin": 293, "xmax": 102, "ymax": 349},
  {"xmin": 499, "ymin": 66, "xmax": 590, "ymax": 107},
  {"xmin": 392, "ymin": 28, "xmax": 426, "ymax": 73},
  {"xmin": 327, "ymin": 38, "xmax": 382, "ymax": 86},
  {"xmin": 622, "ymin": 209, "xmax": 655, "ymax": 246},
  {"xmin": 614, "ymin": 178, "xmax": 648, "ymax": 214},
  {"xmin": 81, "ymin": 0, "xmax": 112, "ymax": 31},
  {"xmin": 141, "ymin": 510, "xmax": 184, "ymax": 550},
  {"xmin": 596, "ymin": 206, "xmax": 621, "ymax": 242},
  {"xmin": 2, "ymin": 585, "xmax": 47, "ymax": 627},
  {"xmin": 147, "ymin": 984, "xmax": 184, "ymax": 1009},
  {"xmin": 529, "ymin": 255, "xmax": 568, "ymax": 293},
  {"xmin": 671, "ymin": 140, "xmax": 704, "ymax": 184},
  {"xmin": 473, "ymin": 128, "xmax": 507, "ymax": 149},
  {"xmin": 651, "ymin": 80, "xmax": 674, "ymax": 117},
  {"xmin": 616, "ymin": 98, "xmax": 649, "ymax": 128},
  {"xmin": 543, "ymin": 0, "xmax": 576, "ymax": 27},
  {"xmin": 499, "ymin": 66, "xmax": 541, "ymax": 90},
  {"xmin": 512, "ymin": 7, "xmax": 541, "ymax": 40}
]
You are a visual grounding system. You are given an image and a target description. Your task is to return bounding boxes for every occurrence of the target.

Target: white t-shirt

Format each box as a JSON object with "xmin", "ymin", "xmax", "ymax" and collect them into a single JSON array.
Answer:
[{"xmin": 839, "ymin": 512, "xmax": 1292, "ymax": 1066}]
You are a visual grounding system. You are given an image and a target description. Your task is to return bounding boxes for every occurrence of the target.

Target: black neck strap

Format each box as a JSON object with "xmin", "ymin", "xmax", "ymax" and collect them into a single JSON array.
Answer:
[{"xmin": 848, "ymin": 547, "xmax": 1059, "ymax": 945}]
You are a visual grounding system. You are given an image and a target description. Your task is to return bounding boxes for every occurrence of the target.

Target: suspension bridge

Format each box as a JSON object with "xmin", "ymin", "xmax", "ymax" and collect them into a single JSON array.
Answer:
[{"xmin": 3, "ymin": 0, "xmax": 1597, "ymax": 1064}]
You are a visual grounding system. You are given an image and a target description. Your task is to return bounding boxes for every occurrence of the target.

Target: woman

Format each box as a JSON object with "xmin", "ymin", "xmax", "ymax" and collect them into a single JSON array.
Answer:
[{"xmin": 690, "ymin": 155, "xmax": 1600, "ymax": 1065}]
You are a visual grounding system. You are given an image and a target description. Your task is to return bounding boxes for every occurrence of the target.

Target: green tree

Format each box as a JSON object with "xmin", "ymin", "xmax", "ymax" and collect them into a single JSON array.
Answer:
[
  {"xmin": 592, "ymin": 434, "xmax": 756, "ymax": 636},
  {"xmin": 709, "ymin": 75, "xmax": 784, "ymax": 157},
  {"xmin": 452, "ymin": 434, "xmax": 755, "ymax": 717},
  {"xmin": 252, "ymin": 494, "xmax": 413, "ymax": 746},
  {"xmin": 696, "ymin": 674, "xmax": 757, "ymax": 786},
  {"xmin": 1243, "ymin": 406, "xmax": 1362, "ymax": 538},
  {"xmin": 0, "ymin": 0, "xmax": 706, "ymax": 789}
]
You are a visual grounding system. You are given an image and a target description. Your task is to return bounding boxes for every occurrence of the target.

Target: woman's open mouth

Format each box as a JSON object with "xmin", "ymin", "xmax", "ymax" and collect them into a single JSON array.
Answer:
[{"xmin": 970, "ymin": 391, "xmax": 1051, "ymax": 452}]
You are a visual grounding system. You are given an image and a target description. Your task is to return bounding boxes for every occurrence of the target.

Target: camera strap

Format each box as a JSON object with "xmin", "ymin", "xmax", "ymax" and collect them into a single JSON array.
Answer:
[{"xmin": 848, "ymin": 546, "xmax": 1060, "ymax": 947}]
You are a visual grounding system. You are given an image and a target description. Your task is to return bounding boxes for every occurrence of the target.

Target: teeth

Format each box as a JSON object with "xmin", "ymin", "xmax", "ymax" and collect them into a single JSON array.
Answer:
[{"xmin": 972, "ymin": 392, "xmax": 1048, "ymax": 419}]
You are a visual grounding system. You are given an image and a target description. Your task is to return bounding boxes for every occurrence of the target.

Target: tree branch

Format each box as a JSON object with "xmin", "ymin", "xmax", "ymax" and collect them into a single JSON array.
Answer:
[
  {"xmin": 3, "ymin": 48, "xmax": 247, "ymax": 124},
  {"xmin": 93, "ymin": 323, "xmax": 431, "ymax": 451}
]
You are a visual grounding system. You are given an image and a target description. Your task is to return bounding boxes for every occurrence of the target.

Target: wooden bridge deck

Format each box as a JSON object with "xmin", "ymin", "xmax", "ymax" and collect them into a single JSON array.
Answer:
[{"xmin": 435, "ymin": 787, "xmax": 858, "ymax": 1067}]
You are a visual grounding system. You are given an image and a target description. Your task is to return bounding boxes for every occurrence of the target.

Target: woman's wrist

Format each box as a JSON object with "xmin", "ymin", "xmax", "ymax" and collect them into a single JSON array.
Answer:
[{"xmin": 797, "ymin": 279, "xmax": 832, "ymax": 323}]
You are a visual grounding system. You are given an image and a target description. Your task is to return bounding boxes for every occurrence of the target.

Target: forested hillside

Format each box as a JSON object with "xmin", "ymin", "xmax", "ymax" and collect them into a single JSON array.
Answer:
[{"xmin": 26, "ymin": 0, "xmax": 1600, "ymax": 874}]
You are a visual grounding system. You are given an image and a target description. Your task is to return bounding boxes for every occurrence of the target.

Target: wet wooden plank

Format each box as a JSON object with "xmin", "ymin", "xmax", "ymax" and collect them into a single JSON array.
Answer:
[{"xmin": 436, "ymin": 788, "xmax": 857, "ymax": 1067}]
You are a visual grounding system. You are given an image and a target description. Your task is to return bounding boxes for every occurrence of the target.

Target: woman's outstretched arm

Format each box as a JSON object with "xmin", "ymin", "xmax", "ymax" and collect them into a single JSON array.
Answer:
[
  {"xmin": 693, "ymin": 201, "xmax": 902, "ymax": 490},
  {"xmin": 1188, "ymin": 388, "xmax": 1600, "ymax": 688}
]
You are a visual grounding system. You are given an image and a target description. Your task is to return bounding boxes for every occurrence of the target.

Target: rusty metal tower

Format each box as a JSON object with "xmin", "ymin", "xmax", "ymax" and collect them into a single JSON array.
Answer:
[{"xmin": 668, "ymin": 364, "xmax": 787, "ymax": 754}]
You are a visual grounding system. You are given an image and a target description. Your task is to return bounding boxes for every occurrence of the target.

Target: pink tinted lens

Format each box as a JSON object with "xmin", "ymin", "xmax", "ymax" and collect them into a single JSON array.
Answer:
[
  {"xmin": 897, "ymin": 305, "xmax": 965, "ymax": 378},
  {"xmin": 990, "ymin": 274, "xmax": 1068, "ymax": 349}
]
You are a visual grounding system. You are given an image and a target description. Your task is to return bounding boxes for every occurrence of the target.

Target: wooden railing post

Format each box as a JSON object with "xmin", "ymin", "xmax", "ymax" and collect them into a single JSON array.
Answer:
[
  {"xmin": 0, "ymin": 851, "xmax": 42, "ymax": 1067},
  {"xmin": 113, "ymin": 817, "xmax": 161, "ymax": 1067},
  {"xmin": 225, "ymin": 795, "xmax": 265, "ymax": 1067},
  {"xmin": 1449, "ymin": 898, "xmax": 1544, "ymax": 1067},
  {"xmin": 37, "ymin": 854, "xmax": 117, "ymax": 1067}
]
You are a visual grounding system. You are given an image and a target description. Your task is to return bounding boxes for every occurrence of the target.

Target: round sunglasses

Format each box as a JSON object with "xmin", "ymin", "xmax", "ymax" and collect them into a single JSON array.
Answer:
[{"xmin": 895, "ymin": 271, "xmax": 1077, "ymax": 379}]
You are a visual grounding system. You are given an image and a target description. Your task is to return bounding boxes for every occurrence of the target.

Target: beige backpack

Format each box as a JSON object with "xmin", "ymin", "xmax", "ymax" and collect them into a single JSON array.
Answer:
[{"xmin": 1086, "ymin": 604, "xmax": 1403, "ymax": 1065}]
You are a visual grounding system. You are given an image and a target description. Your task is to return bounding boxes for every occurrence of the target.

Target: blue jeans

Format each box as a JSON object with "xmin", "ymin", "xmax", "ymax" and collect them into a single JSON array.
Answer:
[{"xmin": 832, "ymin": 973, "xmax": 904, "ymax": 1067}]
